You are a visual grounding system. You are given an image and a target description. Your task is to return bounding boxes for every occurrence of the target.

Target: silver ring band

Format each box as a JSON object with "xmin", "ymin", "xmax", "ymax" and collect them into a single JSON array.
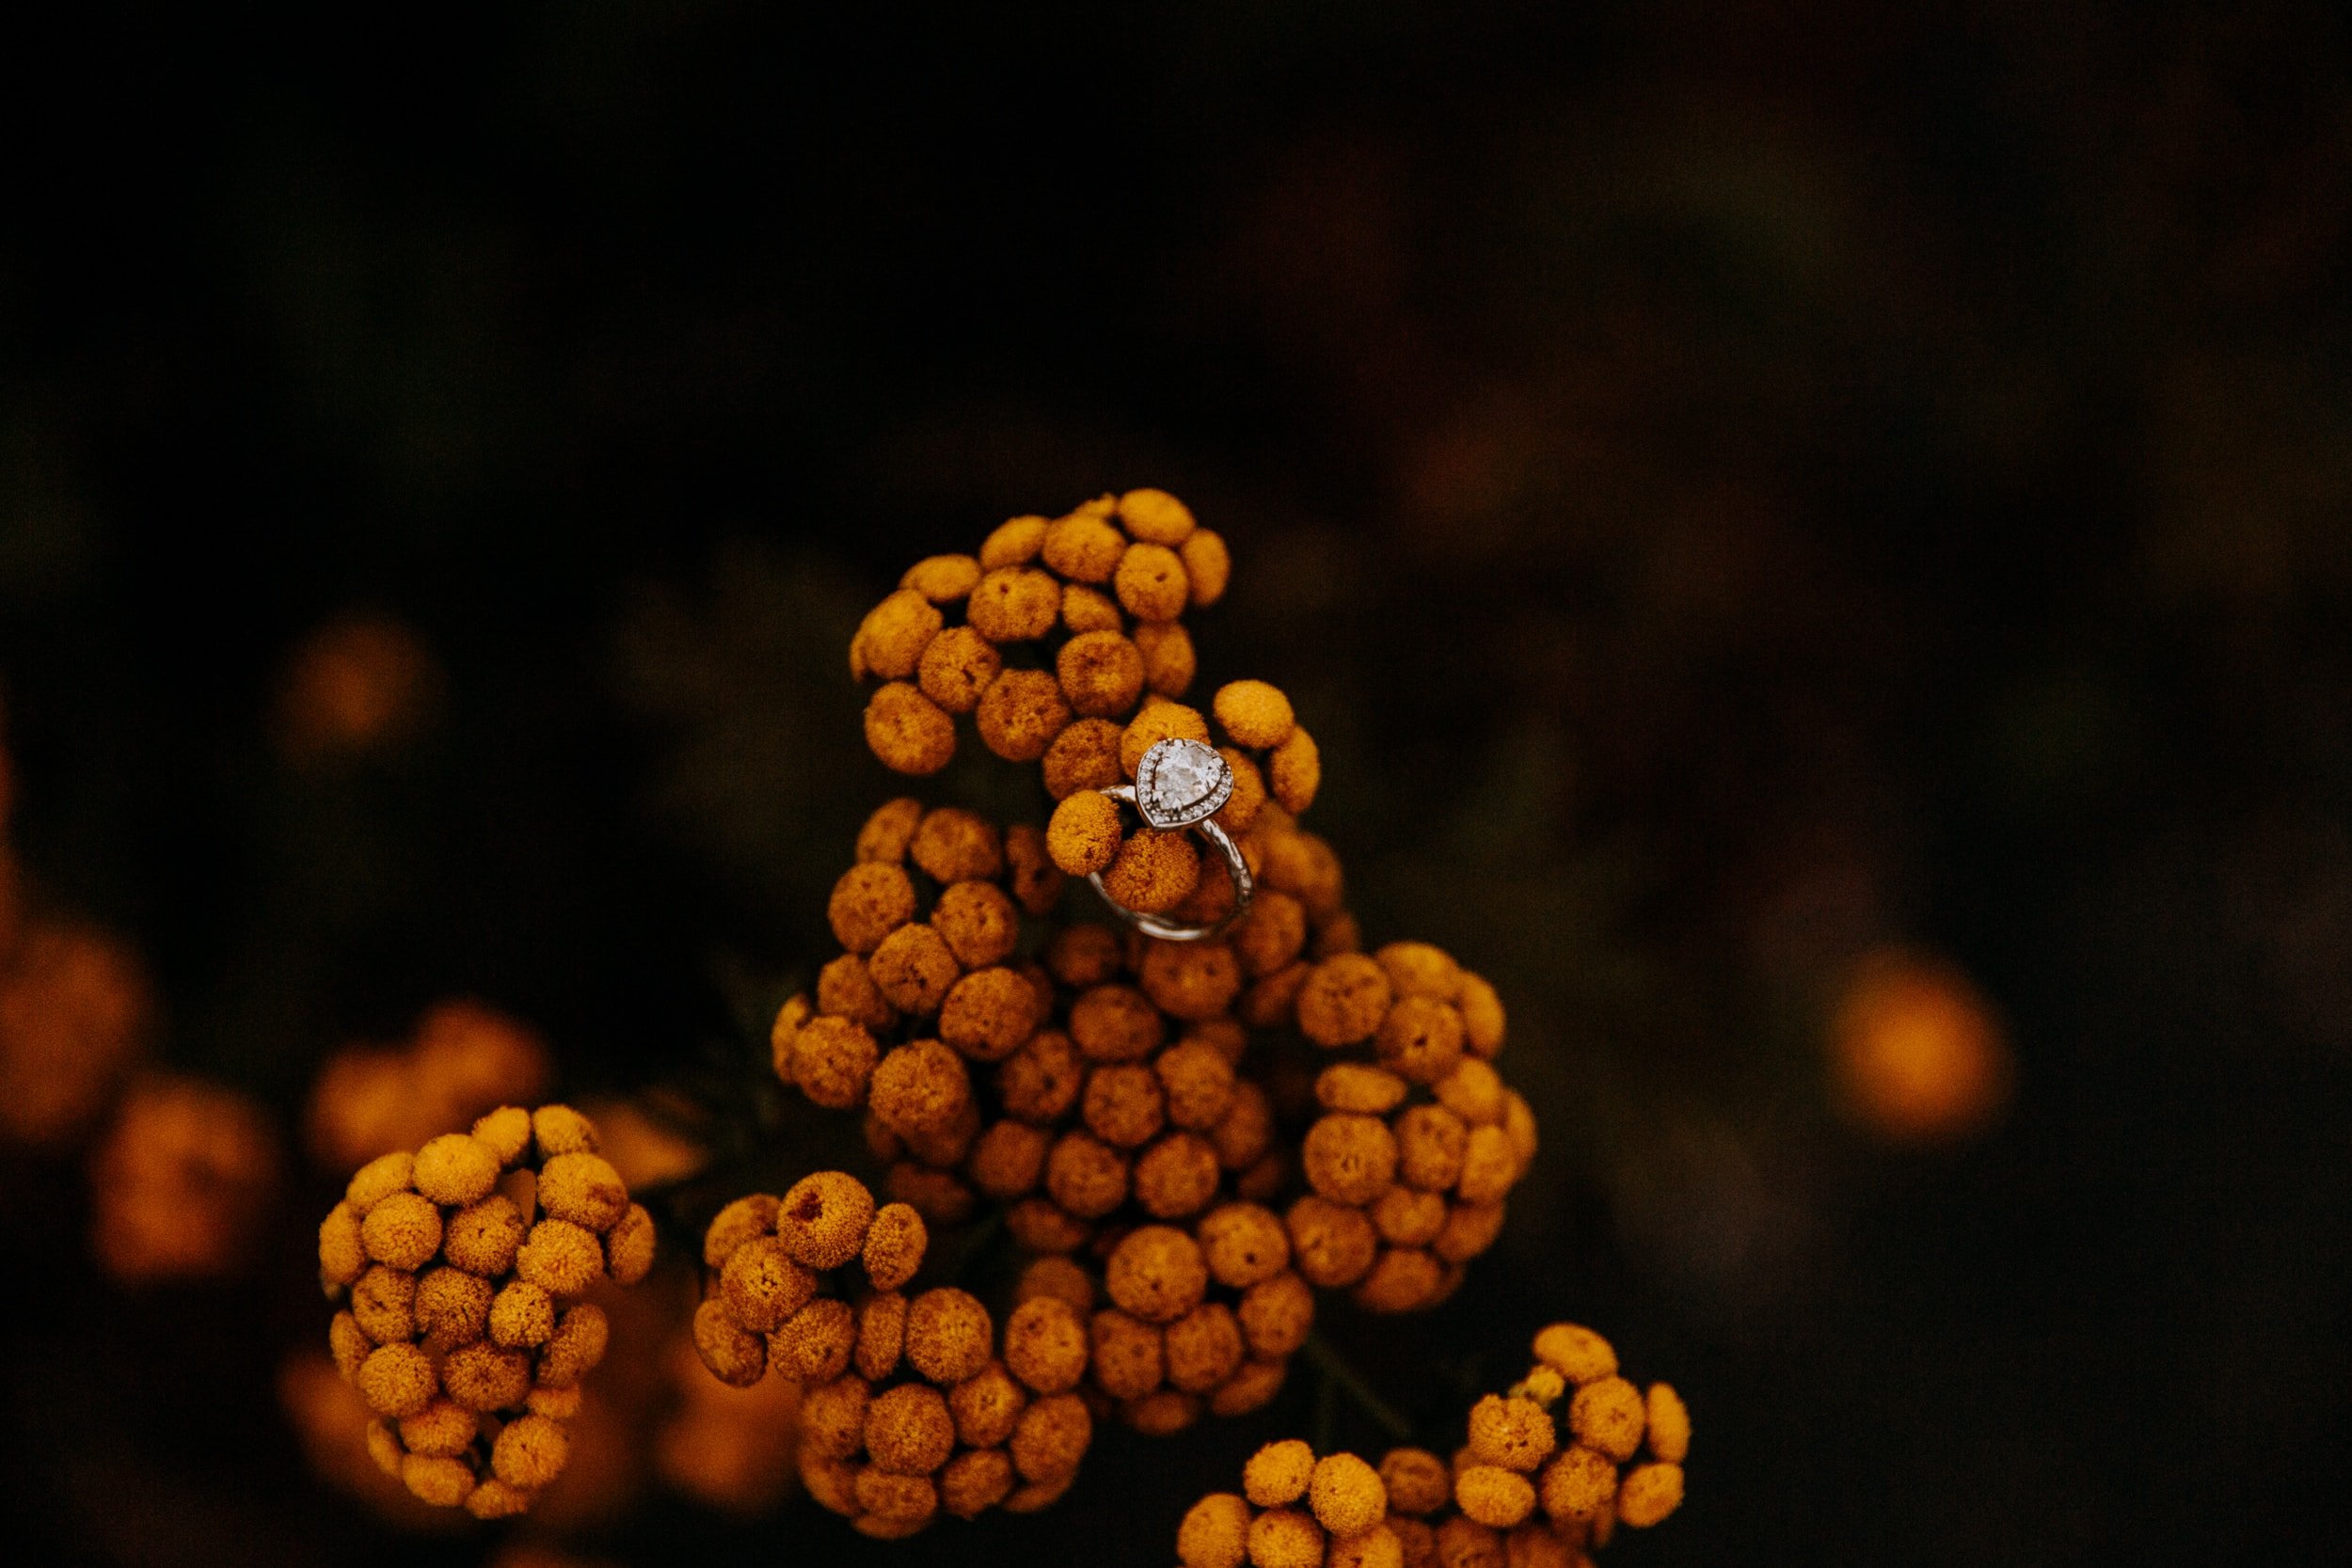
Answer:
[
  {"xmin": 1083, "ymin": 737, "xmax": 1255, "ymax": 941},
  {"xmin": 1086, "ymin": 786, "xmax": 1254, "ymax": 942}
]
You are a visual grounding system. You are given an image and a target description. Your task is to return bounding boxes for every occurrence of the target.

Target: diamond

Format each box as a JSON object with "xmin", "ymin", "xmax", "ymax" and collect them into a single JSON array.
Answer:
[{"xmin": 1134, "ymin": 737, "xmax": 1233, "ymax": 829}]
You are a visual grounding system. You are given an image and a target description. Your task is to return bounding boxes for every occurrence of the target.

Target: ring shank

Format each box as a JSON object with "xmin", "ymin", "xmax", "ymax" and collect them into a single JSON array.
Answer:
[{"xmin": 1086, "ymin": 787, "xmax": 1255, "ymax": 942}]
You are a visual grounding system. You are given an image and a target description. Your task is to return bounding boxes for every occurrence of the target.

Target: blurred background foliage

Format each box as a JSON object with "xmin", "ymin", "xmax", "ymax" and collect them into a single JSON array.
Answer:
[{"xmin": 4, "ymin": 1, "xmax": 2351, "ymax": 1564}]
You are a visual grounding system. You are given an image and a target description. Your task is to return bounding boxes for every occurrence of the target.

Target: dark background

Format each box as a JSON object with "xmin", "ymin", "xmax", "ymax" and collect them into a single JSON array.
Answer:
[{"xmin": 6, "ymin": 2, "xmax": 2352, "ymax": 1563}]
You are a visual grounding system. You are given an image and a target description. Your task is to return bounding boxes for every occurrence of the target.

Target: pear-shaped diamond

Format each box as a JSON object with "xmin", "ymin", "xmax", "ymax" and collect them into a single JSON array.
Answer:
[{"xmin": 1134, "ymin": 737, "xmax": 1233, "ymax": 829}]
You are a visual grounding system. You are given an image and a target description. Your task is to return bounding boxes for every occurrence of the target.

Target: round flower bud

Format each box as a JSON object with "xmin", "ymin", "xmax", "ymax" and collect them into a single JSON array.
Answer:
[
  {"xmin": 1102, "ymin": 829, "xmax": 1200, "ymax": 916},
  {"xmin": 1088, "ymin": 1308, "xmax": 1165, "ymax": 1400},
  {"xmin": 1380, "ymin": 1448, "xmax": 1453, "ymax": 1516},
  {"xmin": 1569, "ymin": 1376, "xmax": 1645, "ymax": 1463},
  {"xmin": 1434, "ymin": 1058, "xmax": 1507, "ymax": 1127},
  {"xmin": 790, "ymin": 1016, "xmax": 882, "ymax": 1111},
  {"xmin": 413, "ymin": 1132, "xmax": 501, "ymax": 1206},
  {"xmin": 1457, "ymin": 1125, "xmax": 1520, "ymax": 1204},
  {"xmin": 1135, "ymin": 1131, "xmax": 1222, "ymax": 1219},
  {"xmin": 1352, "ymin": 1247, "xmax": 1445, "ymax": 1313},
  {"xmin": 1009, "ymin": 1392, "xmax": 1093, "ymax": 1484},
  {"xmin": 1123, "ymin": 1388, "xmax": 1201, "ymax": 1436},
  {"xmin": 868, "ymin": 924, "xmax": 961, "ymax": 1017},
  {"xmin": 492, "ymin": 1412, "xmax": 571, "ymax": 1490},
  {"xmin": 1114, "ymin": 543, "xmax": 1190, "ymax": 622},
  {"xmin": 1210, "ymin": 1081, "xmax": 1276, "ymax": 1170},
  {"xmin": 1117, "ymin": 487, "xmax": 1195, "ymax": 544},
  {"xmin": 1179, "ymin": 529, "xmax": 1230, "ymax": 606},
  {"xmin": 1377, "ymin": 997, "xmax": 1466, "ymax": 1085},
  {"xmin": 1645, "ymin": 1383, "xmax": 1690, "ymax": 1463},
  {"xmin": 469, "ymin": 1106, "xmax": 532, "ymax": 1167},
  {"xmin": 1286, "ymin": 1196, "xmax": 1378, "ymax": 1288},
  {"xmin": 1197, "ymin": 1202, "xmax": 1288, "ymax": 1288},
  {"xmin": 802, "ymin": 1370, "xmax": 870, "ymax": 1452},
  {"xmin": 1045, "ymin": 1131, "xmax": 1130, "ymax": 1219},
  {"xmin": 1105, "ymin": 1225, "xmax": 1209, "ymax": 1324},
  {"xmin": 866, "ymin": 1382, "xmax": 957, "ymax": 1475},
  {"xmin": 940, "ymin": 1447, "xmax": 1017, "ymax": 1518},
  {"xmin": 901, "ymin": 552, "xmax": 982, "ymax": 602},
  {"xmin": 516, "ymin": 1218, "xmax": 604, "ymax": 1296},
  {"xmin": 1296, "ymin": 955, "xmax": 1393, "ymax": 1048},
  {"xmin": 1069, "ymin": 983, "xmax": 1165, "ymax": 1063},
  {"xmin": 1057, "ymin": 630, "xmax": 1148, "ymax": 718},
  {"xmin": 538, "ymin": 1302, "xmax": 609, "ymax": 1386},
  {"xmin": 1469, "ymin": 1395, "xmax": 1556, "ymax": 1472},
  {"xmin": 1213, "ymin": 680, "xmax": 1295, "ymax": 750},
  {"xmin": 1455, "ymin": 1465, "xmax": 1535, "ymax": 1528},
  {"xmin": 343, "ymin": 1151, "xmax": 415, "ymax": 1216},
  {"xmin": 701, "ymin": 1193, "xmax": 778, "ymax": 1269},
  {"xmin": 327, "ymin": 1312, "xmax": 371, "ymax": 1380},
  {"xmin": 1303, "ymin": 1113, "xmax": 1399, "ymax": 1206},
  {"xmin": 1047, "ymin": 791, "xmax": 1124, "ymax": 877},
  {"xmin": 769, "ymin": 1298, "xmax": 855, "ymax": 1382},
  {"xmin": 1248, "ymin": 1508, "xmax": 1327, "ymax": 1568},
  {"xmin": 977, "ymin": 668, "xmax": 1073, "ymax": 762},
  {"xmin": 829, "ymin": 863, "xmax": 917, "ymax": 955},
  {"xmin": 1269, "ymin": 726, "xmax": 1321, "ymax": 814},
  {"xmin": 1433, "ymin": 1200, "xmax": 1506, "ymax": 1264},
  {"xmin": 932, "ymin": 880, "xmax": 1018, "ymax": 969},
  {"xmin": 488, "ymin": 1279, "xmax": 556, "ymax": 1347},
  {"xmin": 1134, "ymin": 620, "xmax": 1196, "ymax": 697},
  {"xmin": 1532, "ymin": 1323, "xmax": 1617, "ymax": 1386},
  {"xmin": 441, "ymin": 1340, "xmax": 531, "ymax": 1410},
  {"xmin": 1395, "ymin": 1105, "xmax": 1470, "ymax": 1193},
  {"xmin": 605, "ymin": 1201, "xmax": 658, "ymax": 1285},
  {"xmin": 949, "ymin": 1359, "xmax": 1029, "ymax": 1448},
  {"xmin": 1316, "ymin": 1064, "xmax": 1409, "ymax": 1115},
  {"xmin": 865, "ymin": 682, "xmax": 956, "ymax": 774},
  {"xmin": 318, "ymin": 1202, "xmax": 366, "ymax": 1291},
  {"xmin": 1538, "ymin": 1445, "xmax": 1618, "ymax": 1521},
  {"xmin": 852, "ymin": 590, "xmax": 944, "ymax": 680},
  {"xmin": 1016, "ymin": 1255, "xmax": 1096, "ymax": 1313},
  {"xmin": 916, "ymin": 625, "xmax": 1002, "ymax": 715},
  {"xmin": 1004, "ymin": 1295, "xmax": 1089, "ymax": 1394},
  {"xmin": 854, "ymin": 1290, "xmax": 908, "ymax": 1381},
  {"xmin": 1062, "ymin": 581, "xmax": 1124, "ymax": 633},
  {"xmin": 415, "ymin": 1265, "xmax": 492, "ymax": 1349},
  {"xmin": 357, "ymin": 1342, "xmax": 437, "ymax": 1418},
  {"xmin": 1371, "ymin": 1187, "xmax": 1447, "ymax": 1247},
  {"xmin": 720, "ymin": 1236, "xmax": 818, "ymax": 1333},
  {"xmin": 1042, "ymin": 510, "xmax": 1128, "ymax": 582},
  {"xmin": 967, "ymin": 565, "xmax": 1061, "ymax": 642},
  {"xmin": 905, "ymin": 1287, "xmax": 993, "ymax": 1385},
  {"xmin": 1083, "ymin": 1062, "xmax": 1167, "ymax": 1148},
  {"xmin": 868, "ymin": 1040, "xmax": 973, "ymax": 1139},
  {"xmin": 998, "ymin": 1030, "xmax": 1085, "ymax": 1124},
  {"xmin": 350, "ymin": 1264, "xmax": 416, "ymax": 1345},
  {"xmin": 858, "ymin": 1200, "xmax": 927, "ymax": 1291},
  {"xmin": 538, "ymin": 1150, "xmax": 628, "ymax": 1231},
  {"xmin": 360, "ymin": 1192, "xmax": 441, "ymax": 1271},
  {"xmin": 401, "ymin": 1453, "xmax": 474, "ymax": 1508},
  {"xmin": 777, "ymin": 1171, "xmax": 876, "ymax": 1270},
  {"xmin": 1138, "ymin": 939, "xmax": 1243, "ymax": 1021},
  {"xmin": 1309, "ymin": 1451, "xmax": 1387, "ymax": 1536},
  {"xmin": 938, "ymin": 967, "xmax": 1041, "ymax": 1060},
  {"xmin": 1179, "ymin": 1492, "xmax": 1252, "ymax": 1568},
  {"xmin": 1162, "ymin": 1302, "xmax": 1245, "ymax": 1393},
  {"xmin": 1042, "ymin": 716, "xmax": 1126, "ymax": 799},
  {"xmin": 1615, "ymin": 1462, "xmax": 1684, "ymax": 1527},
  {"xmin": 1208, "ymin": 1358, "xmax": 1288, "ymax": 1418},
  {"xmin": 979, "ymin": 515, "xmax": 1048, "ymax": 568},
  {"xmin": 1457, "ymin": 973, "xmax": 1506, "ymax": 1055},
  {"xmin": 396, "ymin": 1397, "xmax": 475, "ymax": 1459}
]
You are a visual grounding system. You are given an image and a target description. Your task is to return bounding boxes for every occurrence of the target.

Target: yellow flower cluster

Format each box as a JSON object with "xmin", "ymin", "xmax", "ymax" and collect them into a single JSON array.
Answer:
[
  {"xmin": 692, "ymin": 1169, "xmax": 1104, "ymax": 1536},
  {"xmin": 316, "ymin": 1104, "xmax": 656, "ymax": 1517},
  {"xmin": 89, "ymin": 1073, "xmax": 280, "ymax": 1283},
  {"xmin": 1178, "ymin": 1322, "xmax": 1690, "ymax": 1568},
  {"xmin": 700, "ymin": 493, "xmax": 1630, "ymax": 1542}
]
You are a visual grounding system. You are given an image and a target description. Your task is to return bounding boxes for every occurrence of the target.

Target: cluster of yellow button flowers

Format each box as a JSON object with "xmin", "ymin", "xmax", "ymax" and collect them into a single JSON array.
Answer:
[
  {"xmin": 1177, "ymin": 1323, "xmax": 1688, "ymax": 1568},
  {"xmin": 316, "ymin": 1104, "xmax": 657, "ymax": 1516},
  {"xmin": 672, "ymin": 490, "xmax": 1635, "ymax": 1544}
]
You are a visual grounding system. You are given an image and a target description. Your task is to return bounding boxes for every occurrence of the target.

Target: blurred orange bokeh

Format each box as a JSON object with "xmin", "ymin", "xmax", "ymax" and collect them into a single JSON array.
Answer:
[
  {"xmin": 1830, "ymin": 948, "xmax": 2013, "ymax": 1144},
  {"xmin": 275, "ymin": 612, "xmax": 439, "ymax": 762},
  {"xmin": 305, "ymin": 999, "xmax": 552, "ymax": 1173},
  {"xmin": 0, "ymin": 920, "xmax": 153, "ymax": 1148}
]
